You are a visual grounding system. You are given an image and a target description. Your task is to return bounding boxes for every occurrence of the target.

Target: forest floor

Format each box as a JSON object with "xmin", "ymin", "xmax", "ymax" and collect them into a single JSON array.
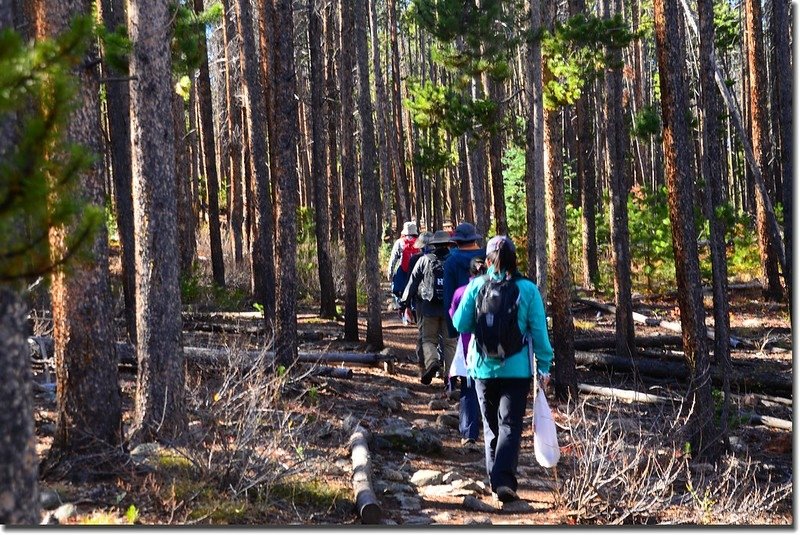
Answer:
[{"xmin": 29, "ymin": 281, "xmax": 793, "ymax": 526}]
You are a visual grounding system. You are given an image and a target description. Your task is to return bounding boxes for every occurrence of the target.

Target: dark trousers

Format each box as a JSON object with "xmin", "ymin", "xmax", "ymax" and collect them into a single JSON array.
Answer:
[
  {"xmin": 474, "ymin": 377, "xmax": 532, "ymax": 492},
  {"xmin": 459, "ymin": 377, "xmax": 480, "ymax": 441}
]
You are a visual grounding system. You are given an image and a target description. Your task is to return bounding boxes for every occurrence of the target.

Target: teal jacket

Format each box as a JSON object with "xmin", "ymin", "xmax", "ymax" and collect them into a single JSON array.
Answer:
[{"xmin": 452, "ymin": 267, "xmax": 554, "ymax": 379}]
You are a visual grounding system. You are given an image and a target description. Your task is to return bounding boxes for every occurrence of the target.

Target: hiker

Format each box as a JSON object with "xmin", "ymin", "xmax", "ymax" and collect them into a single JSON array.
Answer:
[
  {"xmin": 405, "ymin": 231, "xmax": 433, "ymax": 366},
  {"xmin": 443, "ymin": 222, "xmax": 485, "ymax": 379},
  {"xmin": 448, "ymin": 256, "xmax": 486, "ymax": 449},
  {"xmin": 387, "ymin": 221, "xmax": 419, "ymax": 313},
  {"xmin": 452, "ymin": 235, "xmax": 553, "ymax": 504},
  {"xmin": 399, "ymin": 230, "xmax": 457, "ymax": 385}
]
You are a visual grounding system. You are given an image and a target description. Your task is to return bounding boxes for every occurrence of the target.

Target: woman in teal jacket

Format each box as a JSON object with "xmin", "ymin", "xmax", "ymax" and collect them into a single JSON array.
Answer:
[{"xmin": 452, "ymin": 235, "xmax": 553, "ymax": 504}]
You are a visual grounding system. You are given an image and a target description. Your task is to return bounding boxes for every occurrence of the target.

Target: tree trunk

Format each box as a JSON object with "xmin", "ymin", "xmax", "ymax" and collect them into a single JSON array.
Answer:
[
  {"xmin": 173, "ymin": 93, "xmax": 196, "ymax": 279},
  {"xmin": 771, "ymin": 0, "xmax": 792, "ymax": 317},
  {"xmin": 193, "ymin": 0, "xmax": 225, "ymax": 288},
  {"xmin": 308, "ymin": 0, "xmax": 337, "ymax": 319},
  {"xmin": 324, "ymin": 1, "xmax": 342, "ymax": 243},
  {"xmin": 99, "ymin": 0, "xmax": 136, "ymax": 344},
  {"xmin": 524, "ymin": 0, "xmax": 545, "ymax": 285},
  {"xmin": 127, "ymin": 0, "xmax": 186, "ymax": 443},
  {"xmin": 369, "ymin": 0, "xmax": 393, "ymax": 236},
  {"xmin": 387, "ymin": 0, "xmax": 411, "ymax": 224},
  {"xmin": 543, "ymin": 0, "xmax": 577, "ymax": 402},
  {"xmin": 653, "ymin": 0, "xmax": 720, "ymax": 460},
  {"xmin": 0, "ymin": 287, "xmax": 39, "ymax": 524},
  {"xmin": 270, "ymin": 0, "xmax": 301, "ymax": 365},
  {"xmin": 355, "ymin": 0, "xmax": 384, "ymax": 349},
  {"xmin": 339, "ymin": 0, "xmax": 361, "ymax": 342},
  {"xmin": 745, "ymin": 0, "xmax": 783, "ymax": 301},
  {"xmin": 484, "ymin": 75, "xmax": 508, "ymax": 235},
  {"xmin": 697, "ymin": 0, "xmax": 732, "ymax": 446},
  {"xmin": 604, "ymin": 0, "xmax": 635, "ymax": 360},
  {"xmin": 235, "ymin": 0, "xmax": 276, "ymax": 320},
  {"xmin": 221, "ymin": 0, "xmax": 244, "ymax": 267},
  {"xmin": 36, "ymin": 0, "xmax": 123, "ymax": 467}
]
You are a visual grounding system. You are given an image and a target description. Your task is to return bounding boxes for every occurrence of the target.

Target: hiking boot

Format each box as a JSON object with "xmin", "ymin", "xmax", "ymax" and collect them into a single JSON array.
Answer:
[
  {"xmin": 421, "ymin": 364, "xmax": 440, "ymax": 385},
  {"xmin": 494, "ymin": 486, "xmax": 520, "ymax": 503}
]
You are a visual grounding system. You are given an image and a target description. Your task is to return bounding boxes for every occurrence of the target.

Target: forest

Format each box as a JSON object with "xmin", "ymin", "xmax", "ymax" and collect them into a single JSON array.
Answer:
[{"xmin": 0, "ymin": 0, "xmax": 793, "ymax": 526}]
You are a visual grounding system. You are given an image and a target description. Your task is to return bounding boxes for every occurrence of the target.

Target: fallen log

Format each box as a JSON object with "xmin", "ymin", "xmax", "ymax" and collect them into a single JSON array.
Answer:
[
  {"xmin": 313, "ymin": 366, "xmax": 354, "ymax": 380},
  {"xmin": 574, "ymin": 335, "xmax": 684, "ymax": 351},
  {"xmin": 348, "ymin": 424, "xmax": 381, "ymax": 524},
  {"xmin": 744, "ymin": 412, "xmax": 792, "ymax": 431},
  {"xmin": 574, "ymin": 351, "xmax": 792, "ymax": 395},
  {"xmin": 577, "ymin": 298, "xmax": 747, "ymax": 348},
  {"xmin": 577, "ymin": 383, "xmax": 677, "ymax": 403}
]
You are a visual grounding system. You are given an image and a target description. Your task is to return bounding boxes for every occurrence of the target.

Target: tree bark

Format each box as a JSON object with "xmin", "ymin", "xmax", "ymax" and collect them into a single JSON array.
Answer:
[
  {"xmin": 270, "ymin": 0, "xmax": 301, "ymax": 366},
  {"xmin": 484, "ymin": 75, "xmax": 508, "ymax": 235},
  {"xmin": 36, "ymin": 0, "xmax": 123, "ymax": 466},
  {"xmin": 193, "ymin": 0, "xmax": 226, "ymax": 288},
  {"xmin": 127, "ymin": 0, "xmax": 186, "ymax": 443},
  {"xmin": 308, "ymin": 0, "xmax": 337, "ymax": 319},
  {"xmin": 173, "ymin": 93, "xmax": 196, "ymax": 279},
  {"xmin": 339, "ymin": 0, "xmax": 361, "ymax": 342},
  {"xmin": 235, "ymin": 0, "xmax": 276, "ymax": 320},
  {"xmin": 653, "ymin": 0, "xmax": 719, "ymax": 459},
  {"xmin": 387, "ymin": 0, "xmax": 411, "ymax": 224},
  {"xmin": 99, "ymin": 0, "xmax": 136, "ymax": 344},
  {"xmin": 369, "ymin": 0, "xmax": 393, "ymax": 236},
  {"xmin": 604, "ymin": 0, "xmax": 635, "ymax": 360},
  {"xmin": 543, "ymin": 0, "xmax": 577, "ymax": 402},
  {"xmin": 0, "ymin": 287, "xmax": 39, "ymax": 524},
  {"xmin": 355, "ymin": 0, "xmax": 384, "ymax": 350},
  {"xmin": 324, "ymin": 1, "xmax": 342, "ymax": 243},
  {"xmin": 744, "ymin": 0, "xmax": 783, "ymax": 301}
]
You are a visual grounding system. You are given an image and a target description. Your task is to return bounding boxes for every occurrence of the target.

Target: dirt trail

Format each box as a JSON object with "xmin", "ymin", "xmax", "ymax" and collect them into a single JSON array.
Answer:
[{"xmin": 345, "ymin": 305, "xmax": 562, "ymax": 526}]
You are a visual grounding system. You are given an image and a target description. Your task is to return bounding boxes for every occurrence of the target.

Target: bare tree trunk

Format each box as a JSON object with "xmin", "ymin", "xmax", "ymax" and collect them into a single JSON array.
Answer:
[
  {"xmin": 697, "ymin": 0, "xmax": 732, "ymax": 447},
  {"xmin": 308, "ymin": 0, "xmax": 337, "ymax": 319},
  {"xmin": 604, "ymin": 0, "xmax": 635, "ymax": 360},
  {"xmin": 99, "ymin": 0, "xmax": 136, "ymax": 344},
  {"xmin": 745, "ymin": 0, "xmax": 783, "ymax": 301},
  {"xmin": 369, "ymin": 0, "xmax": 393, "ymax": 235},
  {"xmin": 270, "ymin": 0, "xmax": 300, "ymax": 365},
  {"xmin": 324, "ymin": 1, "xmax": 342, "ymax": 243},
  {"xmin": 235, "ymin": 0, "xmax": 276, "ymax": 319},
  {"xmin": 484, "ymin": 75, "xmax": 508, "ymax": 235},
  {"xmin": 387, "ymin": 0, "xmax": 411, "ymax": 224},
  {"xmin": 128, "ymin": 0, "xmax": 185, "ymax": 444},
  {"xmin": 173, "ymin": 93, "xmax": 196, "ymax": 279},
  {"xmin": 355, "ymin": 0, "xmax": 384, "ymax": 350},
  {"xmin": 193, "ymin": 0, "xmax": 225, "ymax": 288},
  {"xmin": 653, "ymin": 0, "xmax": 719, "ymax": 460},
  {"xmin": 36, "ymin": 0, "xmax": 123, "ymax": 468},
  {"xmin": 340, "ymin": 0, "xmax": 360, "ymax": 341},
  {"xmin": 543, "ymin": 0, "xmax": 577, "ymax": 402}
]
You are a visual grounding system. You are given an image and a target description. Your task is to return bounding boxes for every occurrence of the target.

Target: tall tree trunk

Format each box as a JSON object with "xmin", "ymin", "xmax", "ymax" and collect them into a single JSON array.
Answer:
[
  {"xmin": 128, "ymin": 0, "xmax": 185, "ymax": 444},
  {"xmin": 235, "ymin": 0, "xmax": 276, "ymax": 320},
  {"xmin": 543, "ymin": 0, "xmax": 577, "ymax": 402},
  {"xmin": 173, "ymin": 93, "xmax": 196, "ymax": 279},
  {"xmin": 604, "ymin": 0, "xmax": 635, "ymax": 360},
  {"xmin": 745, "ymin": 0, "xmax": 783, "ymax": 301},
  {"xmin": 697, "ymin": 0, "xmax": 732, "ymax": 446},
  {"xmin": 771, "ymin": 0, "xmax": 792, "ymax": 317},
  {"xmin": 221, "ymin": 0, "xmax": 244, "ymax": 266},
  {"xmin": 484, "ymin": 75, "xmax": 508, "ymax": 235},
  {"xmin": 355, "ymin": 0, "xmax": 384, "ymax": 350},
  {"xmin": 459, "ymin": 137, "xmax": 474, "ymax": 224},
  {"xmin": 387, "ymin": 0, "xmax": 411, "ymax": 224},
  {"xmin": 369, "ymin": 0, "xmax": 393, "ymax": 235},
  {"xmin": 308, "ymin": 0, "xmax": 337, "ymax": 319},
  {"xmin": 524, "ymin": 0, "xmax": 546, "ymax": 287},
  {"xmin": 340, "ymin": 0, "xmax": 360, "ymax": 341},
  {"xmin": 0, "ymin": 287, "xmax": 39, "ymax": 524},
  {"xmin": 270, "ymin": 0, "xmax": 300, "ymax": 365},
  {"xmin": 193, "ymin": 0, "xmax": 225, "ymax": 288},
  {"xmin": 653, "ymin": 0, "xmax": 719, "ymax": 460},
  {"xmin": 99, "ymin": 0, "xmax": 136, "ymax": 344},
  {"xmin": 36, "ymin": 0, "xmax": 123, "ymax": 469},
  {"xmin": 324, "ymin": 1, "xmax": 342, "ymax": 243}
]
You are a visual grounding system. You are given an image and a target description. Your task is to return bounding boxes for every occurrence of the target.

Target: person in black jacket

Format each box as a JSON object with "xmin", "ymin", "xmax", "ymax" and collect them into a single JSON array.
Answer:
[{"xmin": 400, "ymin": 230, "xmax": 457, "ymax": 385}]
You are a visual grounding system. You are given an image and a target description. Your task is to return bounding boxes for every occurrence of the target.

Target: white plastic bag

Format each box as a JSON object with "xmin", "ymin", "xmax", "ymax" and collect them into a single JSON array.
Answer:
[
  {"xmin": 449, "ymin": 337, "xmax": 468, "ymax": 378},
  {"xmin": 533, "ymin": 387, "xmax": 560, "ymax": 468}
]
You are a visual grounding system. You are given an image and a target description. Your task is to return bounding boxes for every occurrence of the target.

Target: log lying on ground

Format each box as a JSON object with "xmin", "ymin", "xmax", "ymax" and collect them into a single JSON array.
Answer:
[
  {"xmin": 577, "ymin": 298, "xmax": 747, "ymax": 348},
  {"xmin": 744, "ymin": 412, "xmax": 792, "ymax": 431},
  {"xmin": 574, "ymin": 351, "xmax": 792, "ymax": 395},
  {"xmin": 578, "ymin": 383, "xmax": 677, "ymax": 403},
  {"xmin": 313, "ymin": 366, "xmax": 354, "ymax": 379},
  {"xmin": 28, "ymin": 337, "xmax": 385, "ymax": 370},
  {"xmin": 348, "ymin": 424, "xmax": 381, "ymax": 524},
  {"xmin": 574, "ymin": 334, "xmax": 684, "ymax": 351}
]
